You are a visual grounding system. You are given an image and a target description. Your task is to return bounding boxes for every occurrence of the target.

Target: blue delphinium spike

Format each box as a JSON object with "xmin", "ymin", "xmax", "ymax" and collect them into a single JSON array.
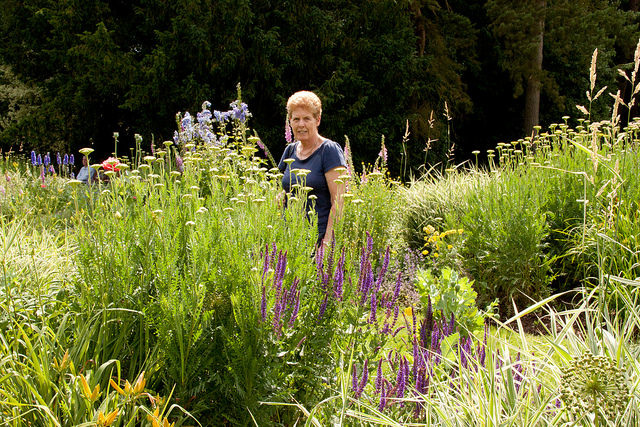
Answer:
[{"xmin": 30, "ymin": 151, "xmax": 37, "ymax": 165}]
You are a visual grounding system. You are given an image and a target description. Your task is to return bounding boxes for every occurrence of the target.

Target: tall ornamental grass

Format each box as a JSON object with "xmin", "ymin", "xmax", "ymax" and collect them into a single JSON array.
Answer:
[{"xmin": 399, "ymin": 44, "xmax": 640, "ymax": 315}]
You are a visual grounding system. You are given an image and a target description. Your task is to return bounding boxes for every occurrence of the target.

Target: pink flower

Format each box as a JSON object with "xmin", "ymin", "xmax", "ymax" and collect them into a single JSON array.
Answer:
[{"xmin": 285, "ymin": 120, "xmax": 293, "ymax": 143}]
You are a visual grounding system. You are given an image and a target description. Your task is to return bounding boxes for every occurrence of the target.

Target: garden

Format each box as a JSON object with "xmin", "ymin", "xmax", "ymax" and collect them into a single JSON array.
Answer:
[{"xmin": 1, "ymin": 52, "xmax": 640, "ymax": 426}]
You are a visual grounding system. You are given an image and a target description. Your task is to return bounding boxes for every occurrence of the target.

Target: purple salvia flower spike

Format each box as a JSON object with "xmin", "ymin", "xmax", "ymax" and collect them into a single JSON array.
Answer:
[
  {"xmin": 389, "ymin": 272, "xmax": 402, "ymax": 309},
  {"xmin": 352, "ymin": 365, "xmax": 358, "ymax": 393},
  {"xmin": 369, "ymin": 292, "xmax": 377, "ymax": 324},
  {"xmin": 318, "ymin": 294, "xmax": 328, "ymax": 321},
  {"xmin": 378, "ymin": 382, "xmax": 386, "ymax": 411},
  {"xmin": 366, "ymin": 232, "xmax": 373, "ymax": 256},
  {"xmin": 315, "ymin": 242, "xmax": 325, "ymax": 283},
  {"xmin": 357, "ymin": 359, "xmax": 369, "ymax": 397},
  {"xmin": 375, "ymin": 246, "xmax": 390, "ymax": 292},
  {"xmin": 288, "ymin": 291, "xmax": 300, "ymax": 327},
  {"xmin": 396, "ymin": 357, "xmax": 406, "ymax": 399},
  {"xmin": 333, "ymin": 249, "xmax": 345, "ymax": 300},
  {"xmin": 375, "ymin": 359, "xmax": 383, "ymax": 394},
  {"xmin": 260, "ymin": 285, "xmax": 268, "ymax": 322},
  {"xmin": 262, "ymin": 243, "xmax": 271, "ymax": 282},
  {"xmin": 391, "ymin": 305, "xmax": 399, "ymax": 329}
]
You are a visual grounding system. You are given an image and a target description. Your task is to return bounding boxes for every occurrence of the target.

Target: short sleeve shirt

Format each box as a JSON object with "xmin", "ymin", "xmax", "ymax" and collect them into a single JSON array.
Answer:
[{"xmin": 278, "ymin": 139, "xmax": 347, "ymax": 236}]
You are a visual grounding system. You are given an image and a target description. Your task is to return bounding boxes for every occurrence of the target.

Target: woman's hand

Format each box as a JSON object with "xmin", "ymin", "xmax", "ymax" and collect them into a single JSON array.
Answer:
[{"xmin": 322, "ymin": 167, "xmax": 346, "ymax": 247}]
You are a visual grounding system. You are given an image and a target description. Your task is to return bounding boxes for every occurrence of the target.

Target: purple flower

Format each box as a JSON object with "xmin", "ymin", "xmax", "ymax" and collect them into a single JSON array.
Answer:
[
  {"xmin": 378, "ymin": 140, "xmax": 387, "ymax": 165},
  {"xmin": 197, "ymin": 109, "xmax": 212, "ymax": 125},
  {"xmin": 181, "ymin": 112, "xmax": 192, "ymax": 131},
  {"xmin": 37, "ymin": 154, "xmax": 42, "ymax": 166},
  {"xmin": 70, "ymin": 154, "xmax": 75, "ymax": 165},
  {"xmin": 230, "ymin": 100, "xmax": 250, "ymax": 123},
  {"xmin": 374, "ymin": 247, "xmax": 390, "ymax": 292},
  {"xmin": 333, "ymin": 250, "xmax": 345, "ymax": 300},
  {"xmin": 48, "ymin": 165, "xmax": 55, "ymax": 174},
  {"xmin": 375, "ymin": 359, "xmax": 384, "ymax": 394},
  {"xmin": 175, "ymin": 155, "xmax": 184, "ymax": 173},
  {"xmin": 369, "ymin": 292, "xmax": 377, "ymax": 324},
  {"xmin": 44, "ymin": 153, "xmax": 50, "ymax": 166},
  {"xmin": 285, "ymin": 119, "xmax": 293, "ymax": 143},
  {"xmin": 396, "ymin": 357, "xmax": 406, "ymax": 399},
  {"xmin": 366, "ymin": 232, "xmax": 373, "ymax": 255},
  {"xmin": 63, "ymin": 154, "xmax": 69, "ymax": 165},
  {"xmin": 318, "ymin": 294, "xmax": 328, "ymax": 321},
  {"xmin": 388, "ymin": 272, "xmax": 402, "ymax": 309},
  {"xmin": 352, "ymin": 365, "xmax": 358, "ymax": 392},
  {"xmin": 30, "ymin": 151, "xmax": 37, "ymax": 165},
  {"xmin": 262, "ymin": 244, "xmax": 271, "ymax": 282},
  {"xmin": 460, "ymin": 336, "xmax": 472, "ymax": 370},
  {"xmin": 513, "ymin": 353, "xmax": 524, "ymax": 392},
  {"xmin": 288, "ymin": 291, "xmax": 300, "ymax": 327},
  {"xmin": 260, "ymin": 285, "xmax": 267, "ymax": 322},
  {"xmin": 357, "ymin": 359, "xmax": 369, "ymax": 398},
  {"xmin": 56, "ymin": 152, "xmax": 62, "ymax": 165},
  {"xmin": 378, "ymin": 381, "xmax": 387, "ymax": 411}
]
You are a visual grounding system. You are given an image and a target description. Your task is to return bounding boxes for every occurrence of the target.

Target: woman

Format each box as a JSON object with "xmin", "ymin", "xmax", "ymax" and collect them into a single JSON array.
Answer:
[{"xmin": 278, "ymin": 91, "xmax": 347, "ymax": 248}]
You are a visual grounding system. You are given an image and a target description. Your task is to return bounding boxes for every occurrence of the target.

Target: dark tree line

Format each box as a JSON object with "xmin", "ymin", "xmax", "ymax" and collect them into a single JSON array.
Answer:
[{"xmin": 1, "ymin": 0, "xmax": 638, "ymax": 174}]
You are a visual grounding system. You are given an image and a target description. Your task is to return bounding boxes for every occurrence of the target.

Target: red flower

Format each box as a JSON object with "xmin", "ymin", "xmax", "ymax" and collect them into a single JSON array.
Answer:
[{"xmin": 101, "ymin": 157, "xmax": 121, "ymax": 172}]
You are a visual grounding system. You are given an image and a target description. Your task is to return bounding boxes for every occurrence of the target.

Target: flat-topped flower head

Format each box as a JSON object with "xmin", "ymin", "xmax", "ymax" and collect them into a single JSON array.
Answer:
[{"xmin": 79, "ymin": 148, "xmax": 94, "ymax": 156}]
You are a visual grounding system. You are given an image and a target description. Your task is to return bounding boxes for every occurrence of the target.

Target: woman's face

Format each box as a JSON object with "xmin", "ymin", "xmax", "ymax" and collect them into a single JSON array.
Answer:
[{"xmin": 289, "ymin": 107, "xmax": 320, "ymax": 144}]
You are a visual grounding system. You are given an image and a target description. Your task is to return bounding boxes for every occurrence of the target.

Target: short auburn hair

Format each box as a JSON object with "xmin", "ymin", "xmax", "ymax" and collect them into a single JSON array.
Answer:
[{"xmin": 286, "ymin": 91, "xmax": 322, "ymax": 120}]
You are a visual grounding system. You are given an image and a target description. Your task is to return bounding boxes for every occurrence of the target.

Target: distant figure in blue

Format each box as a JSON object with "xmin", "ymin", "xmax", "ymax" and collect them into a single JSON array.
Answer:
[
  {"xmin": 278, "ymin": 91, "xmax": 347, "ymax": 248},
  {"xmin": 76, "ymin": 155, "xmax": 97, "ymax": 184}
]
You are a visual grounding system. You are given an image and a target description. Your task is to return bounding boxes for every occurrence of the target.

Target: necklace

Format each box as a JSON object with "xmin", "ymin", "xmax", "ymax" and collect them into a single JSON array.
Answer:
[{"xmin": 298, "ymin": 139, "xmax": 322, "ymax": 158}]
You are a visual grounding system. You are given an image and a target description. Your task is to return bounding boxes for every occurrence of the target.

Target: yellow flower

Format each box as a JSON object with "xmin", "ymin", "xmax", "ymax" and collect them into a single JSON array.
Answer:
[
  {"xmin": 97, "ymin": 409, "xmax": 119, "ymax": 426},
  {"xmin": 133, "ymin": 371, "xmax": 146, "ymax": 394},
  {"xmin": 79, "ymin": 374, "xmax": 101, "ymax": 402},
  {"xmin": 404, "ymin": 307, "xmax": 413, "ymax": 317},
  {"xmin": 109, "ymin": 378, "xmax": 125, "ymax": 395}
]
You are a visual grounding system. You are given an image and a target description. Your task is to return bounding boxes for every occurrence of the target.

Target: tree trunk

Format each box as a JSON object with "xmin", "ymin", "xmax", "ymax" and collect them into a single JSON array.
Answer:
[{"xmin": 524, "ymin": 0, "xmax": 545, "ymax": 136}]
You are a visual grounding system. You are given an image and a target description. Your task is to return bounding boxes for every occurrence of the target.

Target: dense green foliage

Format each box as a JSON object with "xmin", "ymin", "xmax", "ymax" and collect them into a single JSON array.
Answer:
[
  {"xmin": 1, "ymin": 0, "xmax": 638, "ymax": 175},
  {"xmin": 2, "ymin": 77, "xmax": 640, "ymax": 424}
]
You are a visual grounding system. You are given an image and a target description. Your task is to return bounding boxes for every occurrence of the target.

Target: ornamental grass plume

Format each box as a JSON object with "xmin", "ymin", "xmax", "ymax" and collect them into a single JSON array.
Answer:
[{"xmin": 560, "ymin": 352, "xmax": 630, "ymax": 424}]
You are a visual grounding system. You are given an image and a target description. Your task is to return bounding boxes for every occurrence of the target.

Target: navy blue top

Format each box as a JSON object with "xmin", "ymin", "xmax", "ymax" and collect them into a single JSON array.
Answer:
[{"xmin": 278, "ymin": 139, "xmax": 347, "ymax": 237}]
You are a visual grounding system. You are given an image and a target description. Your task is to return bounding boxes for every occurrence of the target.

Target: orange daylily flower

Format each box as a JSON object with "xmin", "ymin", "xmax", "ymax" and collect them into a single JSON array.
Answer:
[
  {"xmin": 97, "ymin": 409, "xmax": 119, "ymax": 426},
  {"xmin": 79, "ymin": 374, "xmax": 101, "ymax": 402}
]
